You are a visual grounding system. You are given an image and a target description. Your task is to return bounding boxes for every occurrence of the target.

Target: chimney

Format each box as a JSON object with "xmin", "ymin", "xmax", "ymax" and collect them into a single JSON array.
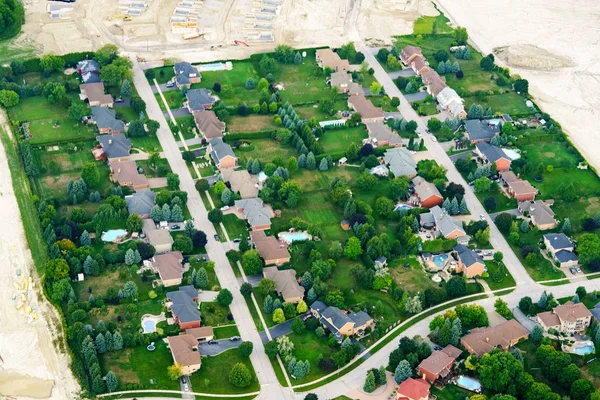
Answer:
[{"xmin": 485, "ymin": 337, "xmax": 489, "ymax": 342}]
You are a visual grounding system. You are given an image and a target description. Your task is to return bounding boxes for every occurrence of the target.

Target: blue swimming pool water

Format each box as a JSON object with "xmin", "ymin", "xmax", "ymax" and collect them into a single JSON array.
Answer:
[
  {"xmin": 574, "ymin": 345, "xmax": 594, "ymax": 355},
  {"xmin": 201, "ymin": 63, "xmax": 225, "ymax": 71},
  {"xmin": 101, "ymin": 229, "xmax": 127, "ymax": 242},
  {"xmin": 395, "ymin": 204, "xmax": 413, "ymax": 211},
  {"xmin": 457, "ymin": 376, "xmax": 481, "ymax": 391},
  {"xmin": 280, "ymin": 232, "xmax": 310, "ymax": 243},
  {"xmin": 142, "ymin": 319, "xmax": 156, "ymax": 333},
  {"xmin": 433, "ymin": 254, "xmax": 448, "ymax": 267}
]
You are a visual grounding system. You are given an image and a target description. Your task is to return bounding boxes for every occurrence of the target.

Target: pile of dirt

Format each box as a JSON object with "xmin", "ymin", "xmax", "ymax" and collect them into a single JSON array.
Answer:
[{"xmin": 494, "ymin": 44, "xmax": 575, "ymax": 70}]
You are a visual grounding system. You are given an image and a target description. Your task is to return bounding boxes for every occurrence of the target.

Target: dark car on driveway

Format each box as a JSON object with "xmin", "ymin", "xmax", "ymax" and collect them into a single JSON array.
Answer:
[{"xmin": 214, "ymin": 234, "xmax": 219, "ymax": 241}]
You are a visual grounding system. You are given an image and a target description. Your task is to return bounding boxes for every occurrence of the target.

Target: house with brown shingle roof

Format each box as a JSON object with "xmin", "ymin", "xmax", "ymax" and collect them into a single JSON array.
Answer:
[
  {"xmin": 221, "ymin": 169, "xmax": 259, "ymax": 199},
  {"xmin": 348, "ymin": 94, "xmax": 385, "ymax": 123},
  {"xmin": 365, "ymin": 122, "xmax": 403, "ymax": 147},
  {"xmin": 79, "ymin": 82, "xmax": 114, "ymax": 107},
  {"xmin": 412, "ymin": 176, "xmax": 443, "ymax": 208},
  {"xmin": 396, "ymin": 377, "xmax": 430, "ymax": 400},
  {"xmin": 166, "ymin": 334, "xmax": 201, "ymax": 375},
  {"xmin": 250, "ymin": 231, "xmax": 290, "ymax": 265},
  {"xmin": 109, "ymin": 160, "xmax": 149, "ymax": 190},
  {"xmin": 420, "ymin": 70, "xmax": 447, "ymax": 97},
  {"xmin": 193, "ymin": 110, "xmax": 225, "ymax": 140},
  {"xmin": 185, "ymin": 326, "xmax": 214, "ymax": 342},
  {"xmin": 518, "ymin": 200, "xmax": 557, "ymax": 230},
  {"xmin": 417, "ymin": 344, "xmax": 461, "ymax": 383},
  {"xmin": 460, "ymin": 319, "xmax": 529, "ymax": 357},
  {"xmin": 263, "ymin": 266, "xmax": 304, "ymax": 303},
  {"xmin": 316, "ymin": 48, "xmax": 350, "ymax": 72},
  {"xmin": 499, "ymin": 171, "xmax": 538, "ymax": 201},
  {"xmin": 410, "ymin": 58, "xmax": 430, "ymax": 75},
  {"xmin": 152, "ymin": 251, "xmax": 184, "ymax": 287},
  {"xmin": 536, "ymin": 301, "xmax": 592, "ymax": 335},
  {"xmin": 400, "ymin": 45, "xmax": 424, "ymax": 65}
]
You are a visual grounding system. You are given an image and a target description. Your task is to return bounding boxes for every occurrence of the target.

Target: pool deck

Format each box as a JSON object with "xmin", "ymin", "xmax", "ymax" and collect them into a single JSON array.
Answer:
[{"xmin": 141, "ymin": 312, "xmax": 166, "ymax": 334}]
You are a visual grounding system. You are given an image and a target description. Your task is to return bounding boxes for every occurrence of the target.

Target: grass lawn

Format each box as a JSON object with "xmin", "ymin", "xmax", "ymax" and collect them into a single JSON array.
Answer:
[
  {"xmin": 155, "ymin": 90, "xmax": 185, "ymax": 111},
  {"xmin": 413, "ymin": 100, "xmax": 438, "ymax": 116},
  {"xmin": 188, "ymin": 348, "xmax": 259, "ymax": 394},
  {"xmin": 274, "ymin": 54, "xmax": 332, "ymax": 105},
  {"xmin": 465, "ymin": 93, "xmax": 534, "ymax": 117},
  {"xmin": 100, "ymin": 341, "xmax": 179, "ymax": 390},
  {"xmin": 388, "ymin": 257, "xmax": 439, "ymax": 293},
  {"xmin": 296, "ymin": 99, "xmax": 349, "ymax": 121},
  {"xmin": 136, "ymin": 159, "xmax": 172, "ymax": 178},
  {"xmin": 431, "ymin": 384, "xmax": 474, "ymax": 400},
  {"xmin": 152, "ymin": 66, "xmax": 176, "ymax": 84},
  {"xmin": 233, "ymin": 138, "xmax": 297, "ymax": 164},
  {"xmin": 369, "ymin": 96, "xmax": 399, "ymax": 112},
  {"xmin": 286, "ymin": 331, "xmax": 336, "ymax": 384},
  {"xmin": 412, "ymin": 13, "xmax": 454, "ymax": 35},
  {"xmin": 200, "ymin": 302, "xmax": 234, "ymax": 327},
  {"xmin": 213, "ymin": 325, "xmax": 240, "ymax": 339},
  {"xmin": 505, "ymin": 230, "xmax": 565, "ymax": 281},
  {"xmin": 175, "ymin": 115, "xmax": 197, "ymax": 140},
  {"xmin": 582, "ymin": 358, "xmax": 600, "ymax": 388},
  {"xmin": 0, "ymin": 35, "xmax": 40, "ymax": 63},
  {"xmin": 222, "ymin": 214, "xmax": 249, "ymax": 240},
  {"xmin": 115, "ymin": 105, "xmax": 144, "ymax": 124},
  {"xmin": 244, "ymin": 295, "xmax": 265, "ymax": 332},
  {"xmin": 186, "ymin": 260, "xmax": 219, "ymax": 288},
  {"xmin": 320, "ymin": 126, "xmax": 368, "ymax": 155},
  {"xmin": 483, "ymin": 260, "xmax": 516, "ymax": 290},
  {"xmin": 190, "ymin": 61, "xmax": 260, "ymax": 105},
  {"xmin": 476, "ymin": 188, "xmax": 517, "ymax": 212},
  {"xmin": 129, "ymin": 134, "xmax": 162, "ymax": 152},
  {"xmin": 227, "ymin": 114, "xmax": 276, "ymax": 133}
]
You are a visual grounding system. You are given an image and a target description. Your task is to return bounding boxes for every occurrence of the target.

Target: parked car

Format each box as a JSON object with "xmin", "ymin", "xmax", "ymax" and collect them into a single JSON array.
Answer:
[
  {"xmin": 230, "ymin": 336, "xmax": 241, "ymax": 341},
  {"xmin": 214, "ymin": 234, "xmax": 219, "ymax": 241},
  {"xmin": 479, "ymin": 214, "xmax": 486, "ymax": 221},
  {"xmin": 115, "ymin": 98, "xmax": 124, "ymax": 103},
  {"xmin": 220, "ymin": 206, "xmax": 230, "ymax": 211},
  {"xmin": 171, "ymin": 224, "xmax": 181, "ymax": 230},
  {"xmin": 233, "ymin": 238, "xmax": 241, "ymax": 243},
  {"xmin": 182, "ymin": 256, "xmax": 190, "ymax": 263},
  {"xmin": 183, "ymin": 384, "xmax": 189, "ymax": 391},
  {"xmin": 208, "ymin": 340, "xmax": 218, "ymax": 344},
  {"xmin": 166, "ymin": 82, "xmax": 175, "ymax": 88},
  {"xmin": 431, "ymin": 136, "xmax": 438, "ymax": 142},
  {"xmin": 181, "ymin": 377, "xmax": 187, "ymax": 384},
  {"xmin": 570, "ymin": 268, "xmax": 578, "ymax": 275}
]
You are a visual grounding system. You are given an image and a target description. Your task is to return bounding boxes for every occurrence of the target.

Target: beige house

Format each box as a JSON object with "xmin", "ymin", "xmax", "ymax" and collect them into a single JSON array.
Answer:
[
  {"xmin": 400, "ymin": 45, "xmax": 424, "ymax": 65},
  {"xmin": 453, "ymin": 245, "xmax": 485, "ymax": 278},
  {"xmin": 315, "ymin": 48, "xmax": 350, "ymax": 72},
  {"xmin": 152, "ymin": 251, "xmax": 184, "ymax": 287},
  {"xmin": 518, "ymin": 200, "xmax": 557, "ymax": 230},
  {"xmin": 193, "ymin": 110, "xmax": 226, "ymax": 140},
  {"xmin": 421, "ymin": 70, "xmax": 447, "ymax": 97},
  {"xmin": 410, "ymin": 58, "xmax": 430, "ymax": 75},
  {"xmin": 263, "ymin": 266, "xmax": 304, "ymax": 303},
  {"xmin": 365, "ymin": 122, "xmax": 403, "ymax": 147},
  {"xmin": 328, "ymin": 71, "xmax": 353, "ymax": 93},
  {"xmin": 537, "ymin": 301, "xmax": 592, "ymax": 335},
  {"xmin": 348, "ymin": 94, "xmax": 385, "ymax": 123},
  {"xmin": 250, "ymin": 231, "xmax": 290, "ymax": 265},
  {"xmin": 185, "ymin": 326, "xmax": 214, "ymax": 342},
  {"xmin": 310, "ymin": 301, "xmax": 374, "ymax": 341},
  {"xmin": 461, "ymin": 319, "xmax": 529, "ymax": 357},
  {"xmin": 166, "ymin": 334, "xmax": 201, "ymax": 375},
  {"xmin": 142, "ymin": 219, "xmax": 174, "ymax": 253},
  {"xmin": 109, "ymin": 160, "xmax": 149, "ymax": 190},
  {"xmin": 543, "ymin": 233, "xmax": 579, "ymax": 268},
  {"xmin": 221, "ymin": 169, "xmax": 258, "ymax": 199},
  {"xmin": 80, "ymin": 82, "xmax": 114, "ymax": 107}
]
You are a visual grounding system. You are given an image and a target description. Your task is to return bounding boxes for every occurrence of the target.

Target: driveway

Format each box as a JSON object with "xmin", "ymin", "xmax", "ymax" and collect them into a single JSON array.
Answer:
[
  {"xmin": 387, "ymin": 69, "xmax": 416, "ymax": 79},
  {"xmin": 489, "ymin": 208, "xmax": 520, "ymax": 220},
  {"xmin": 383, "ymin": 112, "xmax": 403, "ymax": 119},
  {"xmin": 166, "ymin": 107, "xmax": 192, "ymax": 118},
  {"xmin": 243, "ymin": 274, "xmax": 263, "ymax": 288},
  {"xmin": 197, "ymin": 290, "xmax": 219, "ymax": 302},
  {"xmin": 179, "ymin": 376, "xmax": 194, "ymax": 399},
  {"xmin": 148, "ymin": 177, "xmax": 168, "ymax": 188},
  {"xmin": 449, "ymin": 150, "xmax": 472, "ymax": 162},
  {"xmin": 199, "ymin": 338, "xmax": 242, "ymax": 356},
  {"xmin": 152, "ymin": 83, "xmax": 177, "ymax": 93},
  {"xmin": 404, "ymin": 91, "xmax": 428, "ymax": 103},
  {"xmin": 176, "ymin": 137, "xmax": 205, "ymax": 147},
  {"xmin": 512, "ymin": 306, "xmax": 538, "ymax": 332},
  {"xmin": 113, "ymin": 98, "xmax": 131, "ymax": 108}
]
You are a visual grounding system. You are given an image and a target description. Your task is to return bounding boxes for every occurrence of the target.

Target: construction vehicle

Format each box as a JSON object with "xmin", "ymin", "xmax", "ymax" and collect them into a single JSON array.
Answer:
[
  {"xmin": 109, "ymin": 14, "xmax": 132, "ymax": 21},
  {"xmin": 234, "ymin": 40, "xmax": 249, "ymax": 47}
]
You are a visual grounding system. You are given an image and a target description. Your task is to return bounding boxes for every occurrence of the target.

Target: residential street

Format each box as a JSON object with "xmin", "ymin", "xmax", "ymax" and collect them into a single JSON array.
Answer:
[{"xmin": 131, "ymin": 61, "xmax": 294, "ymax": 400}]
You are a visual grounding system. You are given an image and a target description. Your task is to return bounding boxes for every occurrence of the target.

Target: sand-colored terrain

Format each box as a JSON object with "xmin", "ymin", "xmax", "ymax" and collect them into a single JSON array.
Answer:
[
  {"xmin": 435, "ymin": 0, "xmax": 600, "ymax": 172},
  {"xmin": 0, "ymin": 111, "xmax": 80, "ymax": 399}
]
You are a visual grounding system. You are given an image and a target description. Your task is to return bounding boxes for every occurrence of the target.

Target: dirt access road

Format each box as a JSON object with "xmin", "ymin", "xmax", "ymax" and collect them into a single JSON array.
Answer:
[{"xmin": 0, "ymin": 111, "xmax": 80, "ymax": 399}]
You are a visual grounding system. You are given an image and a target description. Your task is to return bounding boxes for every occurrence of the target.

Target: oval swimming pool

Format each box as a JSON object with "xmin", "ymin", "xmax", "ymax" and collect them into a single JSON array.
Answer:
[
  {"xmin": 574, "ymin": 344, "xmax": 594, "ymax": 355},
  {"xmin": 456, "ymin": 376, "xmax": 481, "ymax": 392},
  {"xmin": 279, "ymin": 231, "xmax": 310, "ymax": 243},
  {"xmin": 101, "ymin": 229, "xmax": 127, "ymax": 242},
  {"xmin": 142, "ymin": 319, "xmax": 156, "ymax": 333}
]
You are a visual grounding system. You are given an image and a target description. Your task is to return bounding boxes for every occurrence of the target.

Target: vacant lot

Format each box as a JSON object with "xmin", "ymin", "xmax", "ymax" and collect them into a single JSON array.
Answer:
[
  {"xmin": 233, "ymin": 138, "xmax": 296, "ymax": 164},
  {"xmin": 320, "ymin": 126, "xmax": 368, "ymax": 155},
  {"xmin": 227, "ymin": 115, "xmax": 276, "ymax": 133},
  {"xmin": 222, "ymin": 214, "xmax": 249, "ymax": 240},
  {"xmin": 285, "ymin": 330, "xmax": 335, "ymax": 384},
  {"xmin": 389, "ymin": 257, "xmax": 439, "ymax": 293},
  {"xmin": 188, "ymin": 348, "xmax": 259, "ymax": 394},
  {"xmin": 190, "ymin": 61, "xmax": 260, "ymax": 105},
  {"xmin": 465, "ymin": 93, "xmax": 534, "ymax": 117},
  {"xmin": 274, "ymin": 54, "xmax": 332, "ymax": 105},
  {"xmin": 155, "ymin": 90, "xmax": 185, "ymax": 111}
]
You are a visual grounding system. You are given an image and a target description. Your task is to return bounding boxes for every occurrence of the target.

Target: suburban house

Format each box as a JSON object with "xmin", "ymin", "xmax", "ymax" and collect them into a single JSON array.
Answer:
[
  {"xmin": 234, "ymin": 197, "xmax": 272, "ymax": 230},
  {"xmin": 410, "ymin": 58, "xmax": 430, "ymax": 75},
  {"xmin": 589, "ymin": 303, "xmax": 600, "ymax": 322},
  {"xmin": 417, "ymin": 344, "xmax": 462, "ymax": 383},
  {"xmin": 310, "ymin": 301, "xmax": 374, "ymax": 341},
  {"xmin": 185, "ymin": 326, "xmax": 214, "ymax": 343},
  {"xmin": 400, "ymin": 45, "xmax": 424, "ymax": 65},
  {"xmin": 518, "ymin": 200, "xmax": 557, "ymax": 230},
  {"xmin": 460, "ymin": 319, "xmax": 529, "ymax": 357},
  {"xmin": 475, "ymin": 142, "xmax": 511, "ymax": 171},
  {"xmin": 221, "ymin": 168, "xmax": 258, "ymax": 199},
  {"xmin": 109, "ymin": 160, "xmax": 149, "ymax": 190},
  {"xmin": 77, "ymin": 59, "xmax": 101, "ymax": 84},
  {"xmin": 499, "ymin": 171, "xmax": 538, "ymax": 201},
  {"xmin": 365, "ymin": 122, "xmax": 403, "ymax": 147},
  {"xmin": 453, "ymin": 244, "xmax": 485, "ymax": 278},
  {"xmin": 315, "ymin": 48, "xmax": 349, "ymax": 72},
  {"xmin": 375, "ymin": 256, "xmax": 387, "ymax": 268},
  {"xmin": 328, "ymin": 71, "xmax": 353, "ymax": 93},
  {"xmin": 184, "ymin": 89, "xmax": 217, "ymax": 112},
  {"xmin": 543, "ymin": 233, "xmax": 578, "ymax": 268},
  {"xmin": 396, "ymin": 377, "xmax": 430, "ymax": 400},
  {"xmin": 166, "ymin": 334, "xmax": 201, "ymax": 375},
  {"xmin": 95, "ymin": 134, "xmax": 131, "ymax": 161},
  {"xmin": 166, "ymin": 285, "xmax": 201, "ymax": 329},
  {"xmin": 250, "ymin": 230, "xmax": 291, "ymax": 265},
  {"xmin": 348, "ymin": 94, "xmax": 385, "ymax": 123},
  {"xmin": 412, "ymin": 176, "xmax": 443, "ymax": 208},
  {"xmin": 464, "ymin": 119, "xmax": 501, "ymax": 144},
  {"xmin": 173, "ymin": 61, "xmax": 201, "ymax": 88},
  {"xmin": 125, "ymin": 189, "xmax": 156, "ymax": 219},
  {"xmin": 193, "ymin": 110, "xmax": 226, "ymax": 140},
  {"xmin": 151, "ymin": 251, "xmax": 184, "ymax": 287},
  {"xmin": 420, "ymin": 206, "xmax": 466, "ymax": 240},
  {"xmin": 436, "ymin": 87, "xmax": 466, "ymax": 119},
  {"xmin": 536, "ymin": 301, "xmax": 592, "ymax": 335},
  {"xmin": 421, "ymin": 70, "xmax": 447, "ymax": 97},
  {"xmin": 80, "ymin": 82, "xmax": 114, "ymax": 107},
  {"xmin": 209, "ymin": 138, "xmax": 237, "ymax": 169},
  {"xmin": 91, "ymin": 107, "xmax": 125, "ymax": 134},
  {"xmin": 263, "ymin": 266, "xmax": 304, "ymax": 303},
  {"xmin": 383, "ymin": 147, "xmax": 417, "ymax": 178},
  {"xmin": 142, "ymin": 219, "xmax": 174, "ymax": 253}
]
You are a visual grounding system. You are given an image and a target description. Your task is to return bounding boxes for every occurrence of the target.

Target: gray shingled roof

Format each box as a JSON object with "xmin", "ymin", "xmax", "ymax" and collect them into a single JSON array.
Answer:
[
  {"xmin": 464, "ymin": 119, "xmax": 500, "ymax": 141},
  {"xmin": 555, "ymin": 250, "xmax": 578, "ymax": 263},
  {"xmin": 431, "ymin": 206, "xmax": 464, "ymax": 237},
  {"xmin": 310, "ymin": 300, "xmax": 327, "ymax": 314},
  {"xmin": 235, "ymin": 197, "xmax": 271, "ymax": 227},
  {"xmin": 476, "ymin": 142, "xmax": 508, "ymax": 163},
  {"xmin": 92, "ymin": 107, "xmax": 125, "ymax": 132},
  {"xmin": 125, "ymin": 189, "xmax": 156, "ymax": 216},
  {"xmin": 96, "ymin": 133, "xmax": 131, "ymax": 158},
  {"xmin": 384, "ymin": 147, "xmax": 417, "ymax": 177},
  {"xmin": 454, "ymin": 244, "xmax": 483, "ymax": 268},
  {"xmin": 166, "ymin": 285, "xmax": 200, "ymax": 323},
  {"xmin": 322, "ymin": 306, "xmax": 353, "ymax": 329},
  {"xmin": 209, "ymin": 137, "xmax": 236, "ymax": 163},
  {"xmin": 174, "ymin": 62, "xmax": 200, "ymax": 86},
  {"xmin": 186, "ymin": 89, "xmax": 216, "ymax": 111},
  {"xmin": 544, "ymin": 233, "xmax": 573, "ymax": 251}
]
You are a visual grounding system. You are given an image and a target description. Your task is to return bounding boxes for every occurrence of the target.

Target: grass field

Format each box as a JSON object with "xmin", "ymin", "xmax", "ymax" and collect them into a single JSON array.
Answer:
[
  {"xmin": 285, "ymin": 331, "xmax": 336, "ymax": 384},
  {"xmin": 190, "ymin": 61, "xmax": 260, "ymax": 105},
  {"xmin": 212, "ymin": 325, "xmax": 240, "ymax": 339},
  {"xmin": 0, "ymin": 35, "xmax": 40, "ymax": 63},
  {"xmin": 152, "ymin": 66, "xmax": 176, "ymax": 84},
  {"xmin": 136, "ymin": 159, "xmax": 172, "ymax": 178},
  {"xmin": 234, "ymin": 138, "xmax": 297, "ymax": 164},
  {"xmin": 174, "ymin": 115, "xmax": 197, "ymax": 140},
  {"xmin": 465, "ymin": 93, "xmax": 534, "ymax": 117},
  {"xmin": 295, "ymin": 99, "xmax": 349, "ymax": 121},
  {"xmin": 388, "ymin": 257, "xmax": 440, "ymax": 293},
  {"xmin": 505, "ymin": 230, "xmax": 565, "ymax": 281},
  {"xmin": 483, "ymin": 260, "xmax": 516, "ymax": 290},
  {"xmin": 274, "ymin": 54, "xmax": 332, "ymax": 105},
  {"xmin": 188, "ymin": 348, "xmax": 260, "ymax": 394},
  {"xmin": 412, "ymin": 13, "xmax": 454, "ymax": 35},
  {"xmin": 369, "ymin": 96, "xmax": 399, "ymax": 112},
  {"xmin": 200, "ymin": 302, "xmax": 233, "ymax": 326},
  {"xmin": 475, "ymin": 188, "xmax": 517, "ymax": 213},
  {"xmin": 227, "ymin": 114, "xmax": 276, "ymax": 133},
  {"xmin": 320, "ymin": 126, "xmax": 367, "ymax": 155},
  {"xmin": 129, "ymin": 134, "xmax": 162, "ymax": 152},
  {"xmin": 155, "ymin": 90, "xmax": 185, "ymax": 111},
  {"xmin": 222, "ymin": 214, "xmax": 249, "ymax": 240},
  {"xmin": 413, "ymin": 100, "xmax": 439, "ymax": 116}
]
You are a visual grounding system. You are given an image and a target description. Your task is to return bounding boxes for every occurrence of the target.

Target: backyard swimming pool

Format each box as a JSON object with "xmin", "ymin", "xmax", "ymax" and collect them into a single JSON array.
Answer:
[
  {"xmin": 279, "ymin": 231, "xmax": 311, "ymax": 243},
  {"xmin": 456, "ymin": 376, "xmax": 481, "ymax": 392},
  {"xmin": 433, "ymin": 254, "xmax": 449, "ymax": 267},
  {"xmin": 395, "ymin": 204, "xmax": 413, "ymax": 212},
  {"xmin": 200, "ymin": 62, "xmax": 225, "ymax": 71},
  {"xmin": 101, "ymin": 229, "xmax": 127, "ymax": 242},
  {"xmin": 142, "ymin": 319, "xmax": 156, "ymax": 333},
  {"xmin": 574, "ymin": 344, "xmax": 594, "ymax": 355}
]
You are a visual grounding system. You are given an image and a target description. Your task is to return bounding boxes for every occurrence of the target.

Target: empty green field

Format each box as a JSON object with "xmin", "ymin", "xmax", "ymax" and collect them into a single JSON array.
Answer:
[
  {"xmin": 320, "ymin": 126, "xmax": 368, "ymax": 154},
  {"xmin": 465, "ymin": 92, "xmax": 534, "ymax": 117},
  {"xmin": 233, "ymin": 138, "xmax": 297, "ymax": 164},
  {"xmin": 274, "ymin": 54, "xmax": 332, "ymax": 105},
  {"xmin": 191, "ymin": 61, "xmax": 260, "ymax": 105},
  {"xmin": 227, "ymin": 114, "xmax": 276, "ymax": 133}
]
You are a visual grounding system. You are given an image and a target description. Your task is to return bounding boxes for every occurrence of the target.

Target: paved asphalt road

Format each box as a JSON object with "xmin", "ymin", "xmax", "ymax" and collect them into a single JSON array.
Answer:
[{"xmin": 132, "ymin": 61, "xmax": 294, "ymax": 400}]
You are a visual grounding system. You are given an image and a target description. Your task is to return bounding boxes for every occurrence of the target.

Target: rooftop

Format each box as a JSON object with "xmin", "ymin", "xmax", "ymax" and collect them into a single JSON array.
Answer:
[
  {"xmin": 430, "ymin": 206, "xmax": 465, "ymax": 237},
  {"xmin": 81, "ymin": 82, "xmax": 113, "ymax": 105},
  {"xmin": 125, "ymin": 189, "xmax": 156, "ymax": 216},
  {"xmin": 315, "ymin": 48, "xmax": 350, "ymax": 71},
  {"xmin": 174, "ymin": 61, "xmax": 200, "ymax": 86},
  {"xmin": 461, "ymin": 319, "xmax": 529, "ymax": 356},
  {"xmin": 518, "ymin": 200, "xmax": 555, "ymax": 226},
  {"xmin": 92, "ymin": 107, "xmax": 125, "ymax": 132},
  {"xmin": 464, "ymin": 119, "xmax": 501, "ymax": 141},
  {"xmin": 476, "ymin": 142, "xmax": 509, "ymax": 163},
  {"xmin": 109, "ymin": 160, "xmax": 148, "ymax": 187},
  {"xmin": 96, "ymin": 133, "xmax": 131, "ymax": 158},
  {"xmin": 383, "ymin": 147, "xmax": 417, "ymax": 177},
  {"xmin": 263, "ymin": 266, "xmax": 304, "ymax": 300},
  {"xmin": 454, "ymin": 244, "xmax": 483, "ymax": 267},
  {"xmin": 329, "ymin": 71, "xmax": 353, "ymax": 88},
  {"xmin": 209, "ymin": 137, "xmax": 236, "ymax": 163},
  {"xmin": 235, "ymin": 197, "xmax": 271, "ymax": 227},
  {"xmin": 543, "ymin": 233, "xmax": 574, "ymax": 250},
  {"xmin": 412, "ymin": 176, "xmax": 443, "ymax": 202},
  {"xmin": 166, "ymin": 286, "xmax": 200, "ymax": 323},
  {"xmin": 221, "ymin": 169, "xmax": 258, "ymax": 199},
  {"xmin": 250, "ymin": 231, "xmax": 290, "ymax": 263},
  {"xmin": 166, "ymin": 334, "xmax": 200, "ymax": 367},
  {"xmin": 186, "ymin": 89, "xmax": 216, "ymax": 111},
  {"xmin": 193, "ymin": 110, "xmax": 225, "ymax": 139},
  {"xmin": 418, "ymin": 344, "xmax": 461, "ymax": 376},
  {"xmin": 555, "ymin": 250, "xmax": 579, "ymax": 263},
  {"xmin": 153, "ymin": 251, "xmax": 184, "ymax": 282},
  {"xmin": 348, "ymin": 94, "xmax": 384, "ymax": 120},
  {"xmin": 539, "ymin": 301, "xmax": 592, "ymax": 326},
  {"xmin": 366, "ymin": 122, "xmax": 402, "ymax": 146},
  {"xmin": 397, "ymin": 378, "xmax": 430, "ymax": 400}
]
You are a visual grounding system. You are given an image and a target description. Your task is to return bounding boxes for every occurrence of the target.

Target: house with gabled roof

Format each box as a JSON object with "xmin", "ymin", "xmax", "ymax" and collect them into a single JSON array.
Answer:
[
  {"xmin": 250, "ymin": 230, "xmax": 290, "ymax": 266},
  {"xmin": 348, "ymin": 94, "xmax": 385, "ymax": 123},
  {"xmin": 91, "ymin": 107, "xmax": 125, "ymax": 134},
  {"xmin": 310, "ymin": 301, "xmax": 374, "ymax": 342},
  {"xmin": 151, "ymin": 251, "xmax": 184, "ymax": 287},
  {"xmin": 166, "ymin": 285, "xmax": 201, "ymax": 330},
  {"xmin": 423, "ymin": 205, "xmax": 466, "ymax": 240},
  {"xmin": 453, "ymin": 244, "xmax": 485, "ymax": 278},
  {"xmin": 499, "ymin": 171, "xmax": 538, "ymax": 201},
  {"xmin": 437, "ymin": 87, "xmax": 466, "ymax": 119},
  {"xmin": 476, "ymin": 142, "xmax": 511, "ymax": 171},
  {"xmin": 235, "ymin": 197, "xmax": 272, "ymax": 230},
  {"xmin": 109, "ymin": 160, "xmax": 149, "ymax": 190},
  {"xmin": 142, "ymin": 219, "xmax": 174, "ymax": 253},
  {"xmin": 221, "ymin": 168, "xmax": 258, "ymax": 199},
  {"xmin": 417, "ymin": 344, "xmax": 461, "ymax": 383},
  {"xmin": 125, "ymin": 189, "xmax": 156, "ymax": 219},
  {"xmin": 412, "ymin": 176, "xmax": 443, "ymax": 208},
  {"xmin": 518, "ymin": 200, "xmax": 557, "ymax": 230},
  {"xmin": 421, "ymin": 70, "xmax": 447, "ymax": 97},
  {"xmin": 185, "ymin": 89, "xmax": 217, "ymax": 112},
  {"xmin": 193, "ymin": 110, "xmax": 225, "ymax": 140},
  {"xmin": 461, "ymin": 319, "xmax": 529, "ymax": 357},
  {"xmin": 315, "ymin": 48, "xmax": 349, "ymax": 72},
  {"xmin": 400, "ymin": 45, "xmax": 424, "ymax": 65},
  {"xmin": 464, "ymin": 119, "xmax": 501, "ymax": 144},
  {"xmin": 77, "ymin": 59, "xmax": 101, "ymax": 84},
  {"xmin": 95, "ymin": 134, "xmax": 131, "ymax": 161},
  {"xmin": 396, "ymin": 378, "xmax": 430, "ymax": 400},
  {"xmin": 209, "ymin": 138, "xmax": 237, "ymax": 169},
  {"xmin": 80, "ymin": 82, "xmax": 114, "ymax": 107},
  {"xmin": 173, "ymin": 61, "xmax": 201, "ymax": 88},
  {"xmin": 410, "ymin": 58, "xmax": 430, "ymax": 75},
  {"xmin": 263, "ymin": 266, "xmax": 303, "ymax": 303},
  {"xmin": 537, "ymin": 301, "xmax": 592, "ymax": 335},
  {"xmin": 166, "ymin": 334, "xmax": 201, "ymax": 375},
  {"xmin": 383, "ymin": 147, "xmax": 417, "ymax": 178},
  {"xmin": 365, "ymin": 122, "xmax": 403, "ymax": 147},
  {"xmin": 543, "ymin": 233, "xmax": 578, "ymax": 268}
]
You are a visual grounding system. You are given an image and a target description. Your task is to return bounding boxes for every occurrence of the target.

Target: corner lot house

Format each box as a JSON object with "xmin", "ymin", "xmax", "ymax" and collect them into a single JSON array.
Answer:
[
  {"xmin": 221, "ymin": 168, "xmax": 258, "ymax": 199},
  {"xmin": 142, "ymin": 219, "xmax": 174, "ymax": 253},
  {"xmin": 464, "ymin": 119, "xmax": 500, "ymax": 144},
  {"xmin": 91, "ymin": 107, "xmax": 125, "ymax": 134},
  {"xmin": 166, "ymin": 334, "xmax": 201, "ymax": 375},
  {"xmin": 151, "ymin": 251, "xmax": 184, "ymax": 287},
  {"xmin": 125, "ymin": 189, "xmax": 156, "ymax": 219},
  {"xmin": 310, "ymin": 301, "xmax": 374, "ymax": 341},
  {"xmin": 77, "ymin": 59, "xmax": 101, "ymax": 84},
  {"xmin": 173, "ymin": 61, "xmax": 201, "ymax": 88},
  {"xmin": 80, "ymin": 82, "xmax": 113, "ymax": 107},
  {"xmin": 109, "ymin": 160, "xmax": 149, "ymax": 190},
  {"xmin": 536, "ymin": 301, "xmax": 592, "ymax": 335},
  {"xmin": 475, "ymin": 142, "xmax": 511, "ymax": 171},
  {"xmin": 315, "ymin": 48, "xmax": 349, "ymax": 72},
  {"xmin": 365, "ymin": 122, "xmax": 403, "ymax": 147},
  {"xmin": 518, "ymin": 200, "xmax": 557, "ymax": 230},
  {"xmin": 348, "ymin": 94, "xmax": 385, "ymax": 123},
  {"xmin": 417, "ymin": 344, "xmax": 462, "ymax": 383},
  {"xmin": 235, "ymin": 198, "xmax": 272, "ymax": 230},
  {"xmin": 543, "ymin": 233, "xmax": 578, "ymax": 267},
  {"xmin": 250, "ymin": 230, "xmax": 291, "ymax": 265},
  {"xmin": 461, "ymin": 319, "xmax": 529, "ymax": 357},
  {"xmin": 420, "ymin": 206, "xmax": 466, "ymax": 240},
  {"xmin": 185, "ymin": 89, "xmax": 217, "ymax": 112},
  {"xmin": 499, "ymin": 171, "xmax": 538, "ymax": 201},
  {"xmin": 209, "ymin": 138, "xmax": 237, "ymax": 169},
  {"xmin": 396, "ymin": 377, "xmax": 430, "ymax": 400},
  {"xmin": 95, "ymin": 134, "xmax": 131, "ymax": 162},
  {"xmin": 383, "ymin": 147, "xmax": 417, "ymax": 178},
  {"xmin": 400, "ymin": 45, "xmax": 424, "ymax": 65},
  {"xmin": 412, "ymin": 177, "xmax": 443, "ymax": 208},
  {"xmin": 193, "ymin": 110, "xmax": 225, "ymax": 140},
  {"xmin": 166, "ymin": 285, "xmax": 201, "ymax": 329},
  {"xmin": 263, "ymin": 266, "xmax": 304, "ymax": 303},
  {"xmin": 453, "ymin": 244, "xmax": 485, "ymax": 278}
]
